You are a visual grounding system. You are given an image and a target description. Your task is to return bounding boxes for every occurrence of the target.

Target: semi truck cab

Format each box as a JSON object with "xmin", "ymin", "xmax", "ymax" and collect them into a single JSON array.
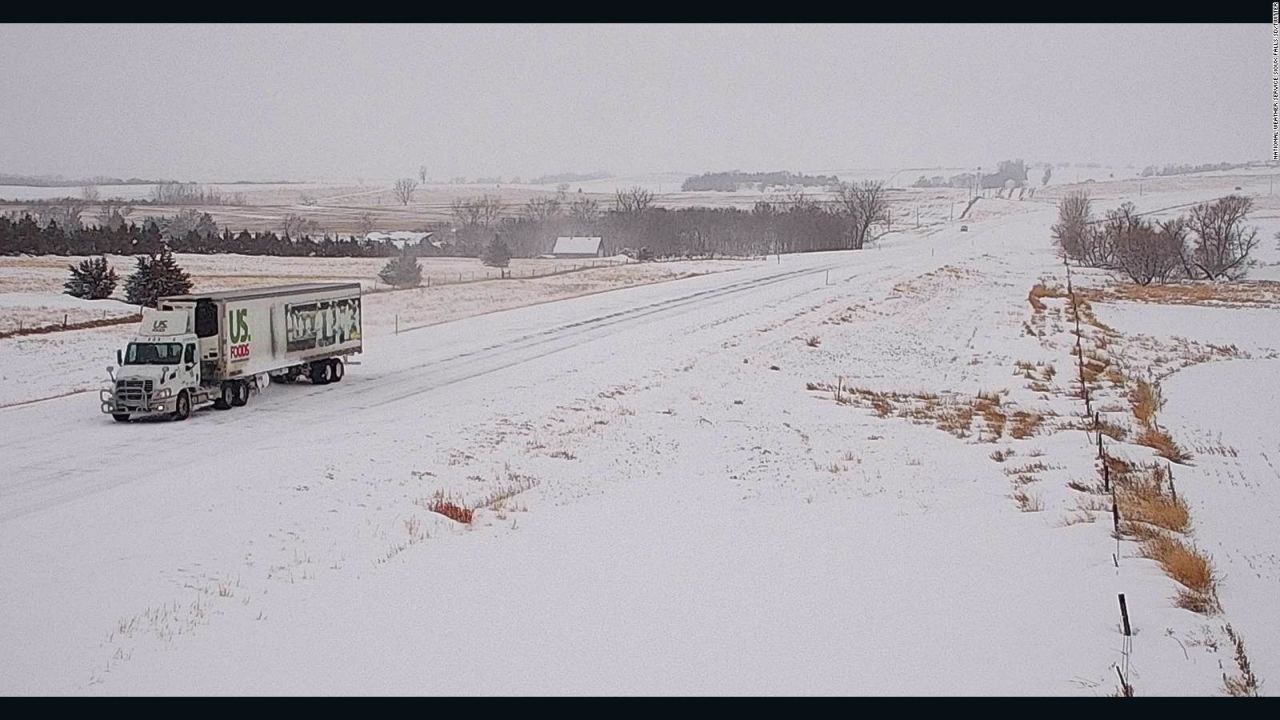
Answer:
[{"xmin": 101, "ymin": 309, "xmax": 203, "ymax": 421}]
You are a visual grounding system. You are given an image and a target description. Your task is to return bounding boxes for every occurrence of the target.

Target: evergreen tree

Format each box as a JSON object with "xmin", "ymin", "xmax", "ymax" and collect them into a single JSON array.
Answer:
[
  {"xmin": 124, "ymin": 248, "xmax": 193, "ymax": 307},
  {"xmin": 481, "ymin": 233, "xmax": 511, "ymax": 268},
  {"xmin": 64, "ymin": 256, "xmax": 118, "ymax": 299},
  {"xmin": 378, "ymin": 251, "xmax": 422, "ymax": 288}
]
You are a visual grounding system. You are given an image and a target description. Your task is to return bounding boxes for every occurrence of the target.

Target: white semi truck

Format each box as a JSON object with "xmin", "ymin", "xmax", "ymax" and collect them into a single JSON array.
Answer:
[{"xmin": 101, "ymin": 282, "xmax": 363, "ymax": 422}]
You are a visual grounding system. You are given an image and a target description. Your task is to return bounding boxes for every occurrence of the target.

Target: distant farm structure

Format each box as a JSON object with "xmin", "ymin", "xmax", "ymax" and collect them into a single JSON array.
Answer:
[{"xmin": 549, "ymin": 236, "xmax": 605, "ymax": 259}]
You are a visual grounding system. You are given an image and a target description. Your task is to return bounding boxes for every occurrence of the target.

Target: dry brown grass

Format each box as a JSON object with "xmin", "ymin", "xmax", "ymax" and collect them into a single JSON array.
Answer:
[
  {"xmin": 976, "ymin": 392, "xmax": 1007, "ymax": 440},
  {"xmin": 989, "ymin": 448, "xmax": 1014, "ymax": 462},
  {"xmin": 810, "ymin": 383, "xmax": 1052, "ymax": 444},
  {"xmin": 1129, "ymin": 379, "xmax": 1162, "ymax": 428},
  {"xmin": 1012, "ymin": 487, "xmax": 1044, "ymax": 512},
  {"xmin": 1095, "ymin": 418, "xmax": 1129, "ymax": 442},
  {"xmin": 1060, "ymin": 509, "xmax": 1099, "ymax": 526},
  {"xmin": 475, "ymin": 471, "xmax": 540, "ymax": 510},
  {"xmin": 1105, "ymin": 455, "xmax": 1138, "ymax": 481},
  {"xmin": 1028, "ymin": 283, "xmax": 1066, "ymax": 311},
  {"xmin": 1068, "ymin": 479, "xmax": 1102, "ymax": 494},
  {"xmin": 1136, "ymin": 426, "xmax": 1193, "ymax": 464},
  {"xmin": 1004, "ymin": 462, "xmax": 1050, "ymax": 476},
  {"xmin": 1101, "ymin": 280, "xmax": 1280, "ymax": 309},
  {"xmin": 1139, "ymin": 532, "xmax": 1220, "ymax": 614},
  {"xmin": 1117, "ymin": 466, "xmax": 1190, "ymax": 535},
  {"xmin": 1222, "ymin": 624, "xmax": 1262, "ymax": 696},
  {"xmin": 421, "ymin": 491, "xmax": 474, "ymax": 524},
  {"xmin": 1010, "ymin": 411, "xmax": 1044, "ymax": 439},
  {"xmin": 804, "ymin": 335, "xmax": 822, "ymax": 348}
]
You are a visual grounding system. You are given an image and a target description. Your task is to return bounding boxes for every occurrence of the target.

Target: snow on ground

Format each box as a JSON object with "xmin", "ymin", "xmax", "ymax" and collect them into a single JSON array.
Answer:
[
  {"xmin": 0, "ymin": 292, "xmax": 137, "ymax": 334},
  {"xmin": 1089, "ymin": 295, "xmax": 1280, "ymax": 692},
  {"xmin": 0, "ymin": 253, "xmax": 741, "ymax": 333},
  {"xmin": 1159, "ymin": 361, "xmax": 1280, "ymax": 690},
  {"xmin": 0, "ymin": 258, "xmax": 749, "ymax": 408},
  {"xmin": 0, "ymin": 177, "xmax": 1276, "ymax": 694}
]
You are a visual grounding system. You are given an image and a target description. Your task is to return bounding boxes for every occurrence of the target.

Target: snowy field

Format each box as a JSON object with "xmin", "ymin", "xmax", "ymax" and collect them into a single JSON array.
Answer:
[
  {"xmin": 0, "ymin": 254, "xmax": 735, "ymax": 333},
  {"xmin": 0, "ymin": 257, "xmax": 749, "ymax": 407},
  {"xmin": 2, "ymin": 175, "xmax": 1278, "ymax": 694}
]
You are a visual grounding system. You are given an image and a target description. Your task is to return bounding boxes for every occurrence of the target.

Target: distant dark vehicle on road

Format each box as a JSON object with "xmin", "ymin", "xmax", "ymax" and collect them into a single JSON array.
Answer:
[
  {"xmin": 637, "ymin": 246, "xmax": 654, "ymax": 262},
  {"xmin": 960, "ymin": 225, "xmax": 969, "ymax": 232}
]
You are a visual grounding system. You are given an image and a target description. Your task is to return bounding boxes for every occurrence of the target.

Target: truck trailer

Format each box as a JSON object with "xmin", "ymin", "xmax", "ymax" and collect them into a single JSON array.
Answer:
[{"xmin": 101, "ymin": 282, "xmax": 363, "ymax": 422}]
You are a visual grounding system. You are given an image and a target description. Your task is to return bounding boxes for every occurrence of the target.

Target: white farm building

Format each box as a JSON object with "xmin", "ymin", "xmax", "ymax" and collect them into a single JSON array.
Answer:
[{"xmin": 550, "ymin": 236, "xmax": 605, "ymax": 258}]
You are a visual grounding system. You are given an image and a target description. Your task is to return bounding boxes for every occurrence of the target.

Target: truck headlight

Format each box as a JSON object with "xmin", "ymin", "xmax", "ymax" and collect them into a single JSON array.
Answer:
[{"xmin": 155, "ymin": 388, "xmax": 172, "ymax": 399}]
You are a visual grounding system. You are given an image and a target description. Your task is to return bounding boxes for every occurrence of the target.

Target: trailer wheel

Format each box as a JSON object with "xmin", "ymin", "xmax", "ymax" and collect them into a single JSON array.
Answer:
[
  {"xmin": 214, "ymin": 382, "xmax": 235, "ymax": 410},
  {"xmin": 231, "ymin": 381, "xmax": 249, "ymax": 407},
  {"xmin": 172, "ymin": 391, "xmax": 191, "ymax": 421},
  {"xmin": 310, "ymin": 360, "xmax": 332, "ymax": 385},
  {"xmin": 330, "ymin": 358, "xmax": 344, "ymax": 383},
  {"xmin": 112, "ymin": 413, "xmax": 130, "ymax": 423}
]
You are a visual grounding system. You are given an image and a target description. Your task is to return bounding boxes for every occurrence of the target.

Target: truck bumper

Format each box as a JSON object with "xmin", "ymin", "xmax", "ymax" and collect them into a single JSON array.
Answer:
[{"xmin": 100, "ymin": 388, "xmax": 175, "ymax": 416}]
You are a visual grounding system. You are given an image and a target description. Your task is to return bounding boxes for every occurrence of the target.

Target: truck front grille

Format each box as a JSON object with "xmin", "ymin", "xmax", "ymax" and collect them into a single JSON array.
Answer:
[{"xmin": 116, "ymin": 379, "xmax": 154, "ymax": 408}]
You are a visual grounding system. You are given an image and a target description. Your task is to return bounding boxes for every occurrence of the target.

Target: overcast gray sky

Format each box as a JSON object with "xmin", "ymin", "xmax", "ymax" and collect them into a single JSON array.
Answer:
[{"xmin": 0, "ymin": 23, "xmax": 1268, "ymax": 182}]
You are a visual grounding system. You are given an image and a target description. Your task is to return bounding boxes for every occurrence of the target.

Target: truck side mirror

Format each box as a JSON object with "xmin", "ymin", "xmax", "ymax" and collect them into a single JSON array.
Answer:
[{"xmin": 116, "ymin": 349, "xmax": 122, "ymax": 366}]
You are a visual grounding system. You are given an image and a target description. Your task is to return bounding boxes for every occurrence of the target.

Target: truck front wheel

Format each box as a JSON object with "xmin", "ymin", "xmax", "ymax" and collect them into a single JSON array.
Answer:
[{"xmin": 172, "ymin": 391, "xmax": 191, "ymax": 421}]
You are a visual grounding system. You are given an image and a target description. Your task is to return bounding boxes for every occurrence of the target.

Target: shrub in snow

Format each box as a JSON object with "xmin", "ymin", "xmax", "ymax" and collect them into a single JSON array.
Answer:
[
  {"xmin": 379, "ymin": 252, "xmax": 422, "ymax": 288},
  {"xmin": 1184, "ymin": 195, "xmax": 1259, "ymax": 281},
  {"xmin": 481, "ymin": 234, "xmax": 511, "ymax": 268},
  {"xmin": 63, "ymin": 256, "xmax": 118, "ymax": 300},
  {"xmin": 123, "ymin": 249, "xmax": 193, "ymax": 307}
]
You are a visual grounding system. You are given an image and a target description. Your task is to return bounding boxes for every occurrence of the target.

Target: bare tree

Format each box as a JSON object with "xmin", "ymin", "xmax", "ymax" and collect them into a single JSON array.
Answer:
[
  {"xmin": 97, "ymin": 200, "xmax": 133, "ymax": 231},
  {"xmin": 80, "ymin": 185, "xmax": 100, "ymax": 202},
  {"xmin": 393, "ymin": 178, "xmax": 418, "ymax": 206},
  {"xmin": 450, "ymin": 195, "xmax": 506, "ymax": 227},
  {"xmin": 614, "ymin": 186, "xmax": 655, "ymax": 214},
  {"xmin": 37, "ymin": 199, "xmax": 89, "ymax": 233},
  {"xmin": 1184, "ymin": 195, "xmax": 1259, "ymax": 280},
  {"xmin": 418, "ymin": 165, "xmax": 428, "ymax": 184},
  {"xmin": 356, "ymin": 211, "xmax": 376, "ymax": 237},
  {"xmin": 785, "ymin": 189, "xmax": 819, "ymax": 213},
  {"xmin": 1051, "ymin": 190, "xmax": 1093, "ymax": 262},
  {"xmin": 523, "ymin": 195, "xmax": 563, "ymax": 222},
  {"xmin": 282, "ymin": 213, "xmax": 321, "ymax": 237},
  {"xmin": 835, "ymin": 181, "xmax": 890, "ymax": 250},
  {"xmin": 1109, "ymin": 210, "xmax": 1185, "ymax": 285},
  {"xmin": 568, "ymin": 195, "xmax": 600, "ymax": 225}
]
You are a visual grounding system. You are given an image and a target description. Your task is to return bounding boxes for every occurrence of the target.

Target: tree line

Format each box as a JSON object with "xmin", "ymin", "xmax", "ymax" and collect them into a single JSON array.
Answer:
[
  {"xmin": 1140, "ymin": 162, "xmax": 1254, "ymax": 178},
  {"xmin": 0, "ymin": 214, "xmax": 404, "ymax": 258},
  {"xmin": 681, "ymin": 171, "xmax": 840, "ymax": 192},
  {"xmin": 1052, "ymin": 191, "xmax": 1261, "ymax": 284},
  {"xmin": 5, "ymin": 181, "xmax": 896, "ymax": 261}
]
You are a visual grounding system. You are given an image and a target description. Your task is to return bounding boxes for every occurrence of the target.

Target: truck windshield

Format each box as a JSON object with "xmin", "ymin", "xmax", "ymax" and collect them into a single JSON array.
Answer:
[{"xmin": 124, "ymin": 342, "xmax": 184, "ymax": 365}]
